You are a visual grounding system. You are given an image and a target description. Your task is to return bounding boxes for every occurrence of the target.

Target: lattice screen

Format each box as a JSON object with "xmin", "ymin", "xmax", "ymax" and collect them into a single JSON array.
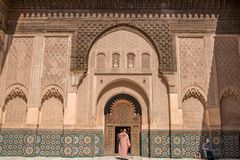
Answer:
[
  {"xmin": 141, "ymin": 53, "xmax": 150, "ymax": 68},
  {"xmin": 6, "ymin": 37, "xmax": 34, "ymax": 89},
  {"xmin": 41, "ymin": 37, "xmax": 69, "ymax": 89}
]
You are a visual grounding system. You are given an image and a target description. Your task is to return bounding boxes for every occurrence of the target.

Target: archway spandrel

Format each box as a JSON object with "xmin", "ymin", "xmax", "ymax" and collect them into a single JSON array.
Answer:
[{"xmin": 73, "ymin": 23, "xmax": 174, "ymax": 72}]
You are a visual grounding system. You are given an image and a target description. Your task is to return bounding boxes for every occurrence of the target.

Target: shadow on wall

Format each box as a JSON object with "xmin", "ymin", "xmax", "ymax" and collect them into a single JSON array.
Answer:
[
  {"xmin": 177, "ymin": 0, "xmax": 240, "ymax": 158},
  {"xmin": 204, "ymin": 1, "xmax": 240, "ymax": 158}
]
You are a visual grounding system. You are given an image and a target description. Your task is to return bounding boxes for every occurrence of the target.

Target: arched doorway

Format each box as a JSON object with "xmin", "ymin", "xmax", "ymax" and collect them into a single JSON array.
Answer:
[{"xmin": 104, "ymin": 94, "xmax": 142, "ymax": 156}]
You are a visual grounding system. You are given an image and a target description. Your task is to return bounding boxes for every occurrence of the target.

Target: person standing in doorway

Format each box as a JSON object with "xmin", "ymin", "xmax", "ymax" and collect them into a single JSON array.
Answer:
[{"xmin": 118, "ymin": 128, "xmax": 131, "ymax": 159}]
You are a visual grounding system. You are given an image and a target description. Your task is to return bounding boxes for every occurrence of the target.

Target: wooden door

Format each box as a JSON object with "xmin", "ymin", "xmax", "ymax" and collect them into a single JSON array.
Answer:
[{"xmin": 104, "ymin": 98, "xmax": 141, "ymax": 155}]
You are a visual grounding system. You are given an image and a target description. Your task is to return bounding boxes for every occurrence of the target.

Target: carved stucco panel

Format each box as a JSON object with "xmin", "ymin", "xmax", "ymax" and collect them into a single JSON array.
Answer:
[
  {"xmin": 74, "ymin": 22, "xmax": 173, "ymax": 72},
  {"xmin": 179, "ymin": 37, "xmax": 206, "ymax": 91},
  {"xmin": 41, "ymin": 37, "xmax": 70, "ymax": 90},
  {"xmin": 215, "ymin": 36, "xmax": 240, "ymax": 95},
  {"xmin": 6, "ymin": 37, "xmax": 34, "ymax": 89}
]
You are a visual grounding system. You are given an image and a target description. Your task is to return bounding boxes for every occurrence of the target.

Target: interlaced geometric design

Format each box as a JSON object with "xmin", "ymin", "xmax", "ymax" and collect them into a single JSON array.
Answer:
[
  {"xmin": 6, "ymin": 37, "xmax": 34, "ymax": 88},
  {"xmin": 142, "ymin": 53, "xmax": 150, "ymax": 68},
  {"xmin": 4, "ymin": 87, "xmax": 27, "ymax": 106},
  {"xmin": 41, "ymin": 37, "xmax": 69, "ymax": 89},
  {"xmin": 179, "ymin": 38, "xmax": 206, "ymax": 91},
  {"xmin": 74, "ymin": 22, "xmax": 172, "ymax": 72},
  {"xmin": 221, "ymin": 88, "xmax": 240, "ymax": 104},
  {"xmin": 74, "ymin": 22, "xmax": 113, "ymax": 70},
  {"xmin": 215, "ymin": 37, "xmax": 240, "ymax": 94},
  {"xmin": 134, "ymin": 22, "xmax": 172, "ymax": 71},
  {"xmin": 41, "ymin": 88, "xmax": 64, "ymax": 105},
  {"xmin": 182, "ymin": 88, "xmax": 206, "ymax": 106}
]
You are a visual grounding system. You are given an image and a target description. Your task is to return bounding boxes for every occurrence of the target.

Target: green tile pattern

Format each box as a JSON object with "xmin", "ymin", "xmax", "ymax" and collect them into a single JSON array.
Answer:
[
  {"xmin": 150, "ymin": 130, "xmax": 170, "ymax": 158},
  {"xmin": 221, "ymin": 131, "xmax": 240, "ymax": 158},
  {"xmin": 0, "ymin": 129, "xmax": 239, "ymax": 158}
]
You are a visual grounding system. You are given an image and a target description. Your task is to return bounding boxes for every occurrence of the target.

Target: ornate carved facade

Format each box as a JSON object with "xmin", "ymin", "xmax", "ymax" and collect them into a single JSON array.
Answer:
[{"xmin": 0, "ymin": 0, "xmax": 239, "ymax": 158}]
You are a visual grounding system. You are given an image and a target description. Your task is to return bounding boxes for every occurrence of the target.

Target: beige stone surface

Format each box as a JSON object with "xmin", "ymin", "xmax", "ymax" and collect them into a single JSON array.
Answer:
[
  {"xmin": 169, "ymin": 93, "xmax": 183, "ymax": 130},
  {"xmin": 0, "ymin": 10, "xmax": 239, "ymax": 134},
  {"xmin": 26, "ymin": 107, "xmax": 39, "ymax": 127},
  {"xmin": 64, "ymin": 93, "xmax": 77, "ymax": 128},
  {"xmin": 207, "ymin": 107, "xmax": 221, "ymax": 127}
]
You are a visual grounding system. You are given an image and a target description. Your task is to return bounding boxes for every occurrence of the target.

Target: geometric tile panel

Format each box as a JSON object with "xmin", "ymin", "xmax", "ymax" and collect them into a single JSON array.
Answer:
[
  {"xmin": 0, "ymin": 129, "xmax": 103, "ymax": 157},
  {"xmin": 0, "ymin": 129, "xmax": 239, "ymax": 158},
  {"xmin": 149, "ymin": 130, "xmax": 170, "ymax": 158},
  {"xmin": 211, "ymin": 130, "xmax": 222, "ymax": 159},
  {"xmin": 222, "ymin": 131, "xmax": 240, "ymax": 158},
  {"xmin": 94, "ymin": 131, "xmax": 104, "ymax": 157},
  {"xmin": 141, "ymin": 131, "xmax": 150, "ymax": 157},
  {"xmin": 0, "ymin": 129, "xmax": 25, "ymax": 156},
  {"xmin": 24, "ymin": 130, "xmax": 37, "ymax": 157},
  {"xmin": 36, "ymin": 130, "xmax": 63, "ymax": 157},
  {"xmin": 171, "ymin": 133, "xmax": 183, "ymax": 158},
  {"xmin": 180, "ymin": 131, "xmax": 209, "ymax": 158}
]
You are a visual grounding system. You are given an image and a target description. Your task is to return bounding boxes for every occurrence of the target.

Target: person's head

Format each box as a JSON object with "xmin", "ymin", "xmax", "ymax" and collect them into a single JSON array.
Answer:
[
  {"xmin": 123, "ymin": 129, "xmax": 127, "ymax": 133},
  {"xmin": 206, "ymin": 138, "xmax": 210, "ymax": 143}
]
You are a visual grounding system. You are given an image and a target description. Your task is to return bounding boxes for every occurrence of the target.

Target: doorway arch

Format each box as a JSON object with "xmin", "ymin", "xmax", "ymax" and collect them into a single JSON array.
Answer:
[{"xmin": 104, "ymin": 94, "xmax": 142, "ymax": 156}]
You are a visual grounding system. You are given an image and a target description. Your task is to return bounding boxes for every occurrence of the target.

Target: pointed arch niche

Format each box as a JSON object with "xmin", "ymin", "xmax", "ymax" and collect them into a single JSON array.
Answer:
[
  {"xmin": 220, "ymin": 88, "xmax": 240, "ymax": 131},
  {"xmin": 39, "ymin": 86, "xmax": 64, "ymax": 129},
  {"xmin": 3, "ymin": 86, "xmax": 28, "ymax": 128},
  {"xmin": 182, "ymin": 87, "xmax": 207, "ymax": 130}
]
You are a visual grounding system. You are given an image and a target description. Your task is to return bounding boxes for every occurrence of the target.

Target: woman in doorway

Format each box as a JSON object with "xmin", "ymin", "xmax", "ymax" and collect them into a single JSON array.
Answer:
[{"xmin": 118, "ymin": 128, "xmax": 131, "ymax": 159}]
